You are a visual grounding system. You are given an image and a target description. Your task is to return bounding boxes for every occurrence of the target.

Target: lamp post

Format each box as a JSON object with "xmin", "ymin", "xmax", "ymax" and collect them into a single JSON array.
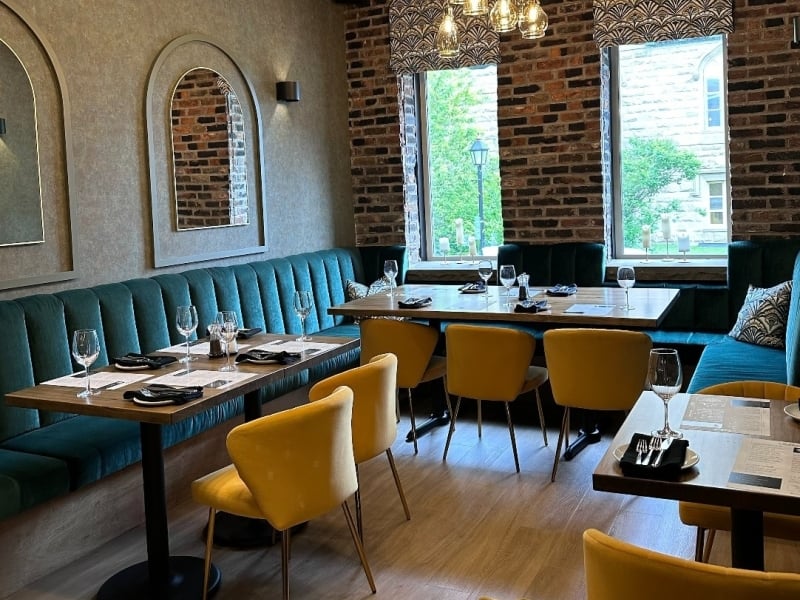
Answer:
[{"xmin": 470, "ymin": 138, "xmax": 489, "ymax": 254}]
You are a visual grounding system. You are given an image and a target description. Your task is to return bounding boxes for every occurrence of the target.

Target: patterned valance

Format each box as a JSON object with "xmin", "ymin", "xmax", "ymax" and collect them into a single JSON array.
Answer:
[
  {"xmin": 389, "ymin": 0, "xmax": 499, "ymax": 74},
  {"xmin": 593, "ymin": 0, "xmax": 734, "ymax": 49}
]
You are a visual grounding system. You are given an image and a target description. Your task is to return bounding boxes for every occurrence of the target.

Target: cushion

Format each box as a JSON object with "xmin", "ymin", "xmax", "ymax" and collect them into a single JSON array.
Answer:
[
  {"xmin": 728, "ymin": 281, "xmax": 793, "ymax": 349},
  {"xmin": 344, "ymin": 278, "xmax": 403, "ymax": 325}
]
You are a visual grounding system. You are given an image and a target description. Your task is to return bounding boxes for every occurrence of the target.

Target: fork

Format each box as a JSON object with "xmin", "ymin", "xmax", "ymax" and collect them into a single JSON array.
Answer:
[
  {"xmin": 634, "ymin": 438, "xmax": 648, "ymax": 465},
  {"xmin": 642, "ymin": 436, "xmax": 661, "ymax": 466}
]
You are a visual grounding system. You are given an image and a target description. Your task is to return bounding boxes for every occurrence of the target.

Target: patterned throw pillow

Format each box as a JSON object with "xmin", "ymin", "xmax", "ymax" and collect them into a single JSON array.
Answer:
[
  {"xmin": 728, "ymin": 280, "xmax": 793, "ymax": 349},
  {"xmin": 345, "ymin": 278, "xmax": 404, "ymax": 324}
]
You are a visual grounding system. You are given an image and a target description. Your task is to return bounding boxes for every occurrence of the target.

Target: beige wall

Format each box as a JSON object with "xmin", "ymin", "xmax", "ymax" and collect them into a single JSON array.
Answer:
[{"xmin": 0, "ymin": 0, "xmax": 354, "ymax": 299}]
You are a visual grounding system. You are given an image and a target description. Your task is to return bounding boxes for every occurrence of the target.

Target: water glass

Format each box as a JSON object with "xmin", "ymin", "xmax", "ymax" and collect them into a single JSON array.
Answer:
[
  {"xmin": 176, "ymin": 305, "xmax": 198, "ymax": 366},
  {"xmin": 215, "ymin": 311, "xmax": 239, "ymax": 372},
  {"xmin": 294, "ymin": 290, "xmax": 314, "ymax": 344},
  {"xmin": 72, "ymin": 329, "xmax": 100, "ymax": 398},
  {"xmin": 498, "ymin": 264, "xmax": 516, "ymax": 304},
  {"xmin": 477, "ymin": 260, "xmax": 493, "ymax": 299},
  {"xmin": 617, "ymin": 266, "xmax": 636, "ymax": 311},
  {"xmin": 648, "ymin": 348, "xmax": 683, "ymax": 439},
  {"xmin": 384, "ymin": 259, "xmax": 398, "ymax": 299}
]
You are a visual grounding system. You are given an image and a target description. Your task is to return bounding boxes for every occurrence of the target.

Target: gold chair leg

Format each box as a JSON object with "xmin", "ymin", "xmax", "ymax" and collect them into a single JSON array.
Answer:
[
  {"xmin": 202, "ymin": 508, "xmax": 216, "ymax": 600},
  {"xmin": 342, "ymin": 501, "xmax": 377, "ymax": 593},
  {"xmin": 535, "ymin": 388, "xmax": 548, "ymax": 446},
  {"xmin": 504, "ymin": 402, "xmax": 520, "ymax": 473},
  {"xmin": 477, "ymin": 400, "xmax": 482, "ymax": 439},
  {"xmin": 443, "ymin": 397, "xmax": 462, "ymax": 463},
  {"xmin": 442, "ymin": 377, "xmax": 454, "ymax": 431},
  {"xmin": 407, "ymin": 388, "xmax": 418, "ymax": 454},
  {"xmin": 551, "ymin": 407, "xmax": 570, "ymax": 482},
  {"xmin": 386, "ymin": 448, "xmax": 411, "ymax": 521},
  {"xmin": 702, "ymin": 529, "xmax": 716, "ymax": 563},
  {"xmin": 354, "ymin": 464, "xmax": 364, "ymax": 542},
  {"xmin": 281, "ymin": 528, "xmax": 291, "ymax": 600}
]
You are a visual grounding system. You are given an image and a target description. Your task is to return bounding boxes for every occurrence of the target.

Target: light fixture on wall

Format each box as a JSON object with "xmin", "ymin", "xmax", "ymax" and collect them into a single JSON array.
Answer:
[
  {"xmin": 276, "ymin": 81, "xmax": 301, "ymax": 102},
  {"xmin": 0, "ymin": 118, "xmax": 5, "ymax": 135},
  {"xmin": 435, "ymin": 0, "xmax": 548, "ymax": 58}
]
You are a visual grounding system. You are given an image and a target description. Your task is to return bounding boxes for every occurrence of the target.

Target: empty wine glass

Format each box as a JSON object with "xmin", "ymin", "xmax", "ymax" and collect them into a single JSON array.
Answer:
[
  {"xmin": 216, "ymin": 311, "xmax": 239, "ymax": 372},
  {"xmin": 294, "ymin": 290, "xmax": 314, "ymax": 345},
  {"xmin": 498, "ymin": 264, "xmax": 517, "ymax": 304},
  {"xmin": 648, "ymin": 348, "xmax": 683, "ymax": 439},
  {"xmin": 72, "ymin": 329, "xmax": 100, "ymax": 398},
  {"xmin": 477, "ymin": 260, "xmax": 493, "ymax": 299},
  {"xmin": 384, "ymin": 259, "xmax": 398, "ymax": 300},
  {"xmin": 175, "ymin": 305, "xmax": 198, "ymax": 366},
  {"xmin": 617, "ymin": 266, "xmax": 636, "ymax": 311}
]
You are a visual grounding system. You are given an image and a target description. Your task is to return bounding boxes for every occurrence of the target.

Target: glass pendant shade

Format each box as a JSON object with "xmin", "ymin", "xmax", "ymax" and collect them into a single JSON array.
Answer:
[
  {"xmin": 489, "ymin": 0, "xmax": 518, "ymax": 33},
  {"xmin": 463, "ymin": 0, "xmax": 489, "ymax": 16},
  {"xmin": 436, "ymin": 6, "xmax": 460, "ymax": 58},
  {"xmin": 519, "ymin": 0, "xmax": 548, "ymax": 39}
]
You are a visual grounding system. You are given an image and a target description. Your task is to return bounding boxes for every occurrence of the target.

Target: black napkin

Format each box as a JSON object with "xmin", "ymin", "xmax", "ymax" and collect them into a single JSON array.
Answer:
[
  {"xmin": 235, "ymin": 350, "xmax": 302, "ymax": 365},
  {"xmin": 123, "ymin": 384, "xmax": 203, "ymax": 405},
  {"xmin": 398, "ymin": 296, "xmax": 433, "ymax": 309},
  {"xmin": 113, "ymin": 353, "xmax": 178, "ymax": 369},
  {"xmin": 546, "ymin": 284, "xmax": 578, "ymax": 297},
  {"xmin": 237, "ymin": 327, "xmax": 262, "ymax": 339},
  {"xmin": 514, "ymin": 300, "xmax": 550, "ymax": 314},
  {"xmin": 619, "ymin": 433, "xmax": 690, "ymax": 480},
  {"xmin": 458, "ymin": 281, "xmax": 486, "ymax": 293}
]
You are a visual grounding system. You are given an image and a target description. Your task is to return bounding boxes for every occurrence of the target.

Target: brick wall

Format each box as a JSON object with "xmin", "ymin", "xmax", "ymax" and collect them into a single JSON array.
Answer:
[{"xmin": 344, "ymin": 0, "xmax": 800, "ymax": 247}]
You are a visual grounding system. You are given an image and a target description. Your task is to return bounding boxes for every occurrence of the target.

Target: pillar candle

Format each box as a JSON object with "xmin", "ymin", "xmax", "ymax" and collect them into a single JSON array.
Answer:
[
  {"xmin": 677, "ymin": 232, "xmax": 691, "ymax": 253},
  {"xmin": 454, "ymin": 218, "xmax": 465, "ymax": 246},
  {"xmin": 660, "ymin": 215, "xmax": 672, "ymax": 240},
  {"xmin": 468, "ymin": 236, "xmax": 477, "ymax": 256},
  {"xmin": 641, "ymin": 225, "xmax": 651, "ymax": 249},
  {"xmin": 439, "ymin": 237, "xmax": 450, "ymax": 254}
]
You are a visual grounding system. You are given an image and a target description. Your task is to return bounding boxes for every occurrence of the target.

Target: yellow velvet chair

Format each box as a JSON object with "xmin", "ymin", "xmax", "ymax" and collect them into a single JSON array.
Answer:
[
  {"xmin": 543, "ymin": 328, "xmax": 651, "ymax": 482},
  {"xmin": 679, "ymin": 380, "xmax": 800, "ymax": 562},
  {"xmin": 583, "ymin": 528, "xmax": 800, "ymax": 599},
  {"xmin": 191, "ymin": 386, "xmax": 376, "ymax": 600},
  {"xmin": 359, "ymin": 318, "xmax": 450, "ymax": 454},
  {"xmin": 308, "ymin": 352, "xmax": 410, "ymax": 541},
  {"xmin": 443, "ymin": 324, "xmax": 549, "ymax": 473}
]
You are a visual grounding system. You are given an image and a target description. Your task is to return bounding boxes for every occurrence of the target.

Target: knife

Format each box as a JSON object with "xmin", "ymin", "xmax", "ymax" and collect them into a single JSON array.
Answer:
[{"xmin": 652, "ymin": 436, "xmax": 672, "ymax": 468}]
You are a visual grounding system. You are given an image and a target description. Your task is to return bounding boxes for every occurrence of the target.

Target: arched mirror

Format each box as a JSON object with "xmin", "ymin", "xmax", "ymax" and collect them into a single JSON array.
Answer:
[
  {"xmin": 170, "ymin": 68, "xmax": 249, "ymax": 230},
  {"xmin": 0, "ymin": 37, "xmax": 43, "ymax": 245}
]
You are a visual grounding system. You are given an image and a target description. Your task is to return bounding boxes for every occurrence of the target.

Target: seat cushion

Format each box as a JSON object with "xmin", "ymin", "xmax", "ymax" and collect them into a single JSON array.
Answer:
[
  {"xmin": 687, "ymin": 336, "xmax": 787, "ymax": 393},
  {"xmin": 0, "ymin": 449, "xmax": 70, "ymax": 512}
]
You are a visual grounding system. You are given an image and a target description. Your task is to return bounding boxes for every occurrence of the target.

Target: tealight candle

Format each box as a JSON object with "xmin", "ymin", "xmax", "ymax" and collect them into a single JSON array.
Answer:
[
  {"xmin": 455, "ymin": 218, "xmax": 465, "ymax": 246},
  {"xmin": 677, "ymin": 232, "xmax": 691, "ymax": 253},
  {"xmin": 660, "ymin": 214, "xmax": 672, "ymax": 240},
  {"xmin": 468, "ymin": 236, "xmax": 477, "ymax": 257},
  {"xmin": 641, "ymin": 225, "xmax": 651, "ymax": 250}
]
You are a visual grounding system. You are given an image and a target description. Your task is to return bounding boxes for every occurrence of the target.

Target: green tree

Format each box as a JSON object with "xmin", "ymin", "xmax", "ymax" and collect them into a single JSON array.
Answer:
[
  {"xmin": 426, "ymin": 68, "xmax": 501, "ymax": 255},
  {"xmin": 621, "ymin": 137, "xmax": 702, "ymax": 248}
]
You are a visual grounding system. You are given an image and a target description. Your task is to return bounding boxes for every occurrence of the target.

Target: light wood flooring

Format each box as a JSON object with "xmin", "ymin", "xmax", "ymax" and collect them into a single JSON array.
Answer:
[{"xmin": 8, "ymin": 411, "xmax": 800, "ymax": 600}]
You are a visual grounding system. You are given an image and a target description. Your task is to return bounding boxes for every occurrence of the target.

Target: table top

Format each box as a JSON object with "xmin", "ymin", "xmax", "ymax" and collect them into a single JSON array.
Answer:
[
  {"xmin": 593, "ymin": 391, "xmax": 800, "ymax": 515},
  {"xmin": 5, "ymin": 333, "xmax": 359, "ymax": 426},
  {"xmin": 328, "ymin": 284, "xmax": 680, "ymax": 328}
]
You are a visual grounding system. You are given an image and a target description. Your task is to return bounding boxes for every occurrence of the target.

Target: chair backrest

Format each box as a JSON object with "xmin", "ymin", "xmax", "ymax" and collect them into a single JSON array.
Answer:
[
  {"xmin": 308, "ymin": 353, "xmax": 399, "ymax": 464},
  {"xmin": 698, "ymin": 380, "xmax": 800, "ymax": 402},
  {"xmin": 359, "ymin": 319, "xmax": 440, "ymax": 389},
  {"xmin": 544, "ymin": 328, "xmax": 651, "ymax": 411},
  {"xmin": 445, "ymin": 324, "xmax": 536, "ymax": 401},
  {"xmin": 226, "ymin": 386, "xmax": 356, "ymax": 532},
  {"xmin": 583, "ymin": 528, "xmax": 800, "ymax": 600}
]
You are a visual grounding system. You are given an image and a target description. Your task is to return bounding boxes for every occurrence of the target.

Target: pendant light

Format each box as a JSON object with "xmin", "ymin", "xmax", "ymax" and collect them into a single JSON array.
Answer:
[
  {"xmin": 463, "ymin": 0, "xmax": 489, "ymax": 17},
  {"xmin": 436, "ymin": 5, "xmax": 460, "ymax": 58},
  {"xmin": 518, "ymin": 0, "xmax": 548, "ymax": 39},
  {"xmin": 489, "ymin": 0, "xmax": 518, "ymax": 33}
]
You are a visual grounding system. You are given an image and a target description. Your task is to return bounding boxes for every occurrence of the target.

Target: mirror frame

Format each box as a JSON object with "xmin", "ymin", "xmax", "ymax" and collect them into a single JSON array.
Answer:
[{"xmin": 146, "ymin": 34, "xmax": 267, "ymax": 268}]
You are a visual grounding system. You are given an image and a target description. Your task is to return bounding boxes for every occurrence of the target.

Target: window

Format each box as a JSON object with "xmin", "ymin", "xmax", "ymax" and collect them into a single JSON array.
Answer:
[
  {"xmin": 609, "ymin": 35, "xmax": 730, "ymax": 259},
  {"xmin": 419, "ymin": 65, "xmax": 502, "ymax": 260}
]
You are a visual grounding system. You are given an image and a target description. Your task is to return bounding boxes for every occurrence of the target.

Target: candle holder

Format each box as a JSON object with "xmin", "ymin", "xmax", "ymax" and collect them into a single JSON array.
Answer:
[
  {"xmin": 679, "ymin": 249, "xmax": 689, "ymax": 262},
  {"xmin": 440, "ymin": 249, "xmax": 448, "ymax": 265},
  {"xmin": 641, "ymin": 247, "xmax": 649, "ymax": 263},
  {"xmin": 662, "ymin": 236, "xmax": 673, "ymax": 262}
]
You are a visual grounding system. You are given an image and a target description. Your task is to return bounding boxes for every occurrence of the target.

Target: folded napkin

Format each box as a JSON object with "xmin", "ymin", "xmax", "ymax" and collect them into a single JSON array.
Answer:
[
  {"xmin": 619, "ymin": 433, "xmax": 689, "ymax": 480},
  {"xmin": 113, "ymin": 353, "xmax": 178, "ymax": 369},
  {"xmin": 237, "ymin": 327, "xmax": 262, "ymax": 339},
  {"xmin": 235, "ymin": 350, "xmax": 302, "ymax": 365},
  {"xmin": 398, "ymin": 296, "xmax": 433, "ymax": 309},
  {"xmin": 123, "ymin": 384, "xmax": 203, "ymax": 405},
  {"xmin": 458, "ymin": 281, "xmax": 486, "ymax": 293},
  {"xmin": 513, "ymin": 300, "xmax": 550, "ymax": 314},
  {"xmin": 546, "ymin": 284, "xmax": 578, "ymax": 297}
]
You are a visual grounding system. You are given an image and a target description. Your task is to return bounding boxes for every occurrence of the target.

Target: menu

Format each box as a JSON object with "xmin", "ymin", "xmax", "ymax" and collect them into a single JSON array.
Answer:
[
  {"xmin": 681, "ymin": 394, "xmax": 771, "ymax": 436},
  {"xmin": 43, "ymin": 371, "xmax": 152, "ymax": 390},
  {"xmin": 146, "ymin": 369, "xmax": 257, "ymax": 389},
  {"xmin": 253, "ymin": 339, "xmax": 342, "ymax": 354},
  {"xmin": 728, "ymin": 438, "xmax": 800, "ymax": 497},
  {"xmin": 562, "ymin": 304, "xmax": 615, "ymax": 316}
]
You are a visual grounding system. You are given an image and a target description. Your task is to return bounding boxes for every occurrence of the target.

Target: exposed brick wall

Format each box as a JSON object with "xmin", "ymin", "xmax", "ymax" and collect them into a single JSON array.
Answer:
[{"xmin": 344, "ymin": 0, "xmax": 800, "ymax": 247}]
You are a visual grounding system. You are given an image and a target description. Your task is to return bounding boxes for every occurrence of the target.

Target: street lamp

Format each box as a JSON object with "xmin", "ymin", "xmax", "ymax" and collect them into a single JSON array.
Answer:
[{"xmin": 470, "ymin": 138, "xmax": 489, "ymax": 254}]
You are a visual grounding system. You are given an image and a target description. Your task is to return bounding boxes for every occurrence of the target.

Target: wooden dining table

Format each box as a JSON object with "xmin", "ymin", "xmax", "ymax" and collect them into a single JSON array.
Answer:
[
  {"xmin": 593, "ymin": 390, "xmax": 800, "ymax": 571},
  {"xmin": 5, "ymin": 333, "xmax": 359, "ymax": 600}
]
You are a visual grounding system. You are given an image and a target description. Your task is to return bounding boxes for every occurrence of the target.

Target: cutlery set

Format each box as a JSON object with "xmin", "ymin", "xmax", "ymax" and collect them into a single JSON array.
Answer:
[{"xmin": 635, "ymin": 435, "xmax": 672, "ymax": 467}]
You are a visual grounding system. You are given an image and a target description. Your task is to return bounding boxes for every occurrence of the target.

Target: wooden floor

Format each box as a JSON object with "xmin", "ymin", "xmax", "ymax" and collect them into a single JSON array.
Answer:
[{"xmin": 8, "ymin": 412, "xmax": 800, "ymax": 600}]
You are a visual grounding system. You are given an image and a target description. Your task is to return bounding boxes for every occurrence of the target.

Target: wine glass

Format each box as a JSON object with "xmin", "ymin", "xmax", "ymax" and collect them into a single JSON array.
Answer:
[
  {"xmin": 293, "ymin": 290, "xmax": 314, "ymax": 345},
  {"xmin": 71, "ymin": 329, "xmax": 100, "ymax": 398},
  {"xmin": 498, "ymin": 264, "xmax": 517, "ymax": 304},
  {"xmin": 617, "ymin": 266, "xmax": 636, "ymax": 311},
  {"xmin": 175, "ymin": 305, "xmax": 198, "ymax": 366},
  {"xmin": 384, "ymin": 259, "xmax": 398, "ymax": 300},
  {"xmin": 477, "ymin": 260, "xmax": 493, "ymax": 299},
  {"xmin": 648, "ymin": 348, "xmax": 683, "ymax": 439},
  {"xmin": 216, "ymin": 311, "xmax": 239, "ymax": 372}
]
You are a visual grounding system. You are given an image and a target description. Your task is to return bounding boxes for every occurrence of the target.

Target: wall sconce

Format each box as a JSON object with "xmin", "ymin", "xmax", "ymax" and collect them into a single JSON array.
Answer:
[
  {"xmin": 0, "ymin": 118, "xmax": 6, "ymax": 135},
  {"xmin": 792, "ymin": 16, "xmax": 800, "ymax": 49},
  {"xmin": 276, "ymin": 81, "xmax": 300, "ymax": 103}
]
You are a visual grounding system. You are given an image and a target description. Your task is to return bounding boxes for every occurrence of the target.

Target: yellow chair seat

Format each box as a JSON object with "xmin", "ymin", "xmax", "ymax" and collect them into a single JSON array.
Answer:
[{"xmin": 191, "ymin": 464, "xmax": 263, "ymax": 521}]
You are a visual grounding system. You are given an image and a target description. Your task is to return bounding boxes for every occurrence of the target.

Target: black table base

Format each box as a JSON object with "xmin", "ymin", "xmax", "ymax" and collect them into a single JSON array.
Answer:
[
  {"xmin": 563, "ymin": 426, "xmax": 602, "ymax": 460},
  {"xmin": 97, "ymin": 556, "xmax": 221, "ymax": 600},
  {"xmin": 731, "ymin": 508, "xmax": 765, "ymax": 570},
  {"xmin": 406, "ymin": 411, "xmax": 450, "ymax": 442}
]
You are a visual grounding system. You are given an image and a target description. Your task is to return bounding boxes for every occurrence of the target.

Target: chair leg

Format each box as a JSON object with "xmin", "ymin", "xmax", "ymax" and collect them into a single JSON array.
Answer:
[
  {"xmin": 354, "ymin": 463, "xmax": 364, "ymax": 543},
  {"xmin": 551, "ymin": 407, "xmax": 570, "ymax": 482},
  {"xmin": 202, "ymin": 508, "xmax": 216, "ymax": 600},
  {"xmin": 535, "ymin": 388, "xmax": 548, "ymax": 446},
  {"xmin": 694, "ymin": 526, "xmax": 706, "ymax": 562},
  {"xmin": 443, "ymin": 397, "xmax": 462, "ymax": 463},
  {"xmin": 281, "ymin": 528, "xmax": 291, "ymax": 600},
  {"xmin": 442, "ymin": 377, "xmax": 454, "ymax": 432},
  {"xmin": 703, "ymin": 529, "xmax": 716, "ymax": 563},
  {"xmin": 407, "ymin": 388, "xmax": 418, "ymax": 454},
  {"xmin": 342, "ymin": 501, "xmax": 377, "ymax": 593},
  {"xmin": 395, "ymin": 389, "xmax": 400, "ymax": 424},
  {"xmin": 386, "ymin": 448, "xmax": 411, "ymax": 521},
  {"xmin": 504, "ymin": 402, "xmax": 520, "ymax": 473},
  {"xmin": 477, "ymin": 400, "xmax": 482, "ymax": 438}
]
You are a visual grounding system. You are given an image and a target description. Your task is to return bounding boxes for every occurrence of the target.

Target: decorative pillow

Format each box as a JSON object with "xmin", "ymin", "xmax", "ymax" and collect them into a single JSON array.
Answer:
[
  {"xmin": 344, "ymin": 278, "xmax": 405, "ymax": 324},
  {"xmin": 728, "ymin": 280, "xmax": 793, "ymax": 349}
]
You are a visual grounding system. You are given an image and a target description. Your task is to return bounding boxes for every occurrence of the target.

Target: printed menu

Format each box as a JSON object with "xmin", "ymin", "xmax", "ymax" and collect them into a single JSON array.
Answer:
[
  {"xmin": 727, "ymin": 438, "xmax": 800, "ymax": 497},
  {"xmin": 681, "ymin": 394, "xmax": 771, "ymax": 437}
]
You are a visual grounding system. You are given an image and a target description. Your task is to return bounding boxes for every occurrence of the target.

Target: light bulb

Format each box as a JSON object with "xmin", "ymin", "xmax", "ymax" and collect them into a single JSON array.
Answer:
[
  {"xmin": 463, "ymin": 0, "xmax": 488, "ymax": 16},
  {"xmin": 436, "ymin": 6, "xmax": 460, "ymax": 58},
  {"xmin": 519, "ymin": 0, "xmax": 548, "ymax": 39},
  {"xmin": 489, "ymin": 0, "xmax": 518, "ymax": 33}
]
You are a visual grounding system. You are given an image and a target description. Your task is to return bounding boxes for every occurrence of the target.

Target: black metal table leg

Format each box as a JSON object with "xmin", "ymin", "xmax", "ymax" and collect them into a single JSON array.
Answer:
[
  {"xmin": 563, "ymin": 426, "xmax": 602, "ymax": 460},
  {"xmin": 731, "ymin": 508, "xmax": 764, "ymax": 570}
]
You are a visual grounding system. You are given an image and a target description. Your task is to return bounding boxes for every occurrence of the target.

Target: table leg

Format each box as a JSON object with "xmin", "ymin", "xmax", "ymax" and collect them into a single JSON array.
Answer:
[
  {"xmin": 730, "ymin": 508, "xmax": 764, "ymax": 570},
  {"xmin": 563, "ymin": 426, "xmax": 602, "ymax": 460},
  {"xmin": 97, "ymin": 423, "xmax": 221, "ymax": 600}
]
